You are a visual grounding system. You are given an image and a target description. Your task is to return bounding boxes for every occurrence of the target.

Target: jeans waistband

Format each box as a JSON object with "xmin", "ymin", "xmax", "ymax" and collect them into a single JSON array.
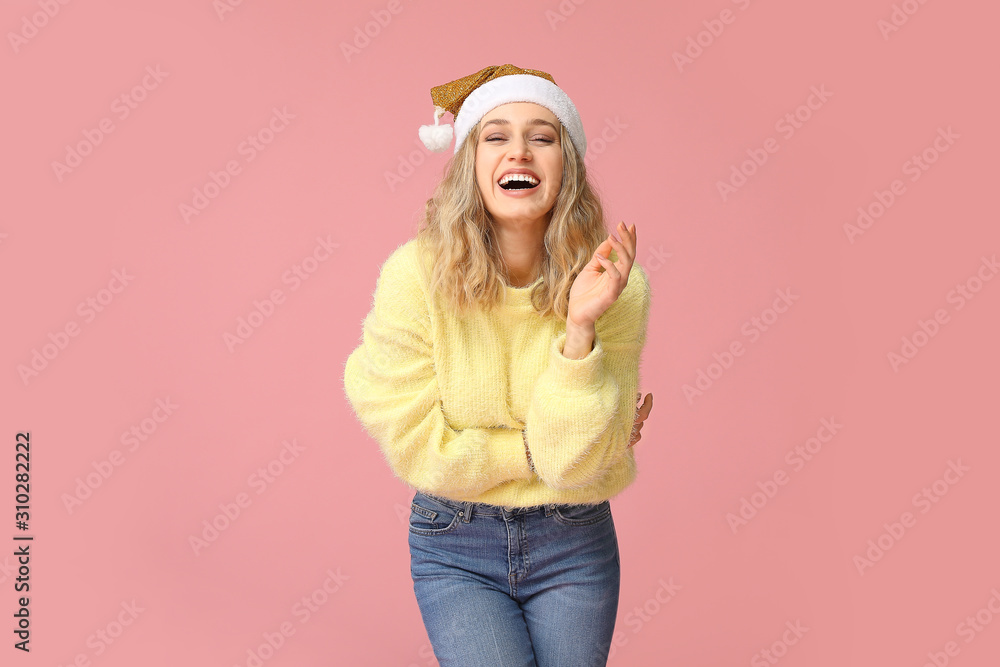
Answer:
[{"xmin": 417, "ymin": 491, "xmax": 604, "ymax": 518}]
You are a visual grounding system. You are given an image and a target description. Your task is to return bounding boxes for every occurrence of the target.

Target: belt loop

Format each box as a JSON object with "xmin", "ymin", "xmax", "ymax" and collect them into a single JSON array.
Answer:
[
  {"xmin": 544, "ymin": 503, "xmax": 554, "ymax": 517},
  {"xmin": 462, "ymin": 501, "xmax": 473, "ymax": 522}
]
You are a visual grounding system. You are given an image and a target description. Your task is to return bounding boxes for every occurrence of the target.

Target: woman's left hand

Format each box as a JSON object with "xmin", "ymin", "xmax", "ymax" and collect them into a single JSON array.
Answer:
[
  {"xmin": 567, "ymin": 222, "xmax": 637, "ymax": 329},
  {"xmin": 629, "ymin": 392, "xmax": 653, "ymax": 448}
]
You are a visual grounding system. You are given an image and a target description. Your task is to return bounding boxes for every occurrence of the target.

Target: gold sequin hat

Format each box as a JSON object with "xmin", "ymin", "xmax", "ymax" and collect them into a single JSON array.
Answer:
[{"xmin": 418, "ymin": 64, "xmax": 587, "ymax": 157}]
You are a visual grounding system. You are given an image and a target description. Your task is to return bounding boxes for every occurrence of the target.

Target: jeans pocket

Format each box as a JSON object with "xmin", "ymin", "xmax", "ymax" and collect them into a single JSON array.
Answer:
[
  {"xmin": 553, "ymin": 500, "xmax": 612, "ymax": 526},
  {"xmin": 408, "ymin": 494, "xmax": 464, "ymax": 536}
]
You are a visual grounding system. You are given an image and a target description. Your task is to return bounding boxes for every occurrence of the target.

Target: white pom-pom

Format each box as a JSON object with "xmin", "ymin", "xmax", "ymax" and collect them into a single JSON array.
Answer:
[
  {"xmin": 419, "ymin": 122, "xmax": 453, "ymax": 152},
  {"xmin": 418, "ymin": 106, "xmax": 453, "ymax": 152}
]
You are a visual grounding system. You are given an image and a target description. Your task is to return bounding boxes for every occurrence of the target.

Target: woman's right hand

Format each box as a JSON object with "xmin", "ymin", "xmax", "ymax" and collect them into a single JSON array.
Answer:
[{"xmin": 629, "ymin": 392, "xmax": 653, "ymax": 448}]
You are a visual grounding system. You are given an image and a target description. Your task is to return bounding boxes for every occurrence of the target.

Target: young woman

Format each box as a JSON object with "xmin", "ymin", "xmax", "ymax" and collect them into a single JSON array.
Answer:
[{"xmin": 344, "ymin": 64, "xmax": 653, "ymax": 666}]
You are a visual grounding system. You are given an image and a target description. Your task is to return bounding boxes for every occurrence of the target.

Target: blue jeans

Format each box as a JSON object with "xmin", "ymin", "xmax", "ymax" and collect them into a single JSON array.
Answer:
[{"xmin": 408, "ymin": 490, "xmax": 621, "ymax": 667}]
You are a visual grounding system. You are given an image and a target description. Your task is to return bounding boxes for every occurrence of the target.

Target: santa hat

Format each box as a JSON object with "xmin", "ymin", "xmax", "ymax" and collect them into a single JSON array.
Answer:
[{"xmin": 418, "ymin": 64, "xmax": 587, "ymax": 158}]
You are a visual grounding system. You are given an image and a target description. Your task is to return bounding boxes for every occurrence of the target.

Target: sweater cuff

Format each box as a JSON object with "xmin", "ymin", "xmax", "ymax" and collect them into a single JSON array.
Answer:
[
  {"xmin": 549, "ymin": 330, "xmax": 604, "ymax": 390},
  {"xmin": 486, "ymin": 427, "xmax": 537, "ymax": 481}
]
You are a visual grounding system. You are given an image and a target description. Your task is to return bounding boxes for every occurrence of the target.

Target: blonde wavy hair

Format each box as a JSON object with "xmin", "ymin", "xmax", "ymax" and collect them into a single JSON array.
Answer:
[{"xmin": 413, "ymin": 120, "xmax": 612, "ymax": 320}]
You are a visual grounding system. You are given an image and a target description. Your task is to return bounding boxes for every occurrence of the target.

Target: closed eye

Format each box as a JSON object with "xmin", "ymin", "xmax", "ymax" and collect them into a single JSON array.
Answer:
[{"xmin": 486, "ymin": 136, "xmax": 554, "ymax": 143}]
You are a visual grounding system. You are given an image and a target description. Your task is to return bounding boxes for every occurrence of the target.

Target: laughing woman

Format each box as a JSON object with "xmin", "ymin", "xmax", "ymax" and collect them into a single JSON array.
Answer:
[{"xmin": 343, "ymin": 64, "xmax": 653, "ymax": 667}]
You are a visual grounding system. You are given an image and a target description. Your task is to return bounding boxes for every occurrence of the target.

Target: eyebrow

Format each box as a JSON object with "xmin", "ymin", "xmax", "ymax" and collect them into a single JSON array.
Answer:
[{"xmin": 480, "ymin": 118, "xmax": 559, "ymax": 133}]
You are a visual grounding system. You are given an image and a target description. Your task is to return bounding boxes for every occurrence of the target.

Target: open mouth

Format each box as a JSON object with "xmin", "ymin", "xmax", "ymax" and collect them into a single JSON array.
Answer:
[{"xmin": 498, "ymin": 174, "xmax": 540, "ymax": 191}]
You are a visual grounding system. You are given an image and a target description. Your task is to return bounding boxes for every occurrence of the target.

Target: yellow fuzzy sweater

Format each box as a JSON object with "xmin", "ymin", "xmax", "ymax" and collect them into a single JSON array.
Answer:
[{"xmin": 342, "ymin": 238, "xmax": 651, "ymax": 507}]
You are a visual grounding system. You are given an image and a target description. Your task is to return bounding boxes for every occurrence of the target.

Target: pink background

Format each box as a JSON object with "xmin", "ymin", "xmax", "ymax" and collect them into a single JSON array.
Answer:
[{"xmin": 3, "ymin": 0, "xmax": 998, "ymax": 665}]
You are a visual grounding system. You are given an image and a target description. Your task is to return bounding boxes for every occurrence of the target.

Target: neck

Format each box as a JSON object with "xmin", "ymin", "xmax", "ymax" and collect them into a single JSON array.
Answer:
[{"xmin": 494, "ymin": 216, "xmax": 547, "ymax": 287}]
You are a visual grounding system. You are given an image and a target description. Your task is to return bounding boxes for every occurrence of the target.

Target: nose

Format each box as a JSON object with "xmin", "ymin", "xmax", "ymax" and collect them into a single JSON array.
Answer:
[{"xmin": 507, "ymin": 136, "xmax": 532, "ymax": 160}]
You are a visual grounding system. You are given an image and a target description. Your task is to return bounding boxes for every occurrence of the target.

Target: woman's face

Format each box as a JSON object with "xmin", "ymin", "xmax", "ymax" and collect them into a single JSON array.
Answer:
[{"xmin": 474, "ymin": 102, "xmax": 563, "ymax": 228}]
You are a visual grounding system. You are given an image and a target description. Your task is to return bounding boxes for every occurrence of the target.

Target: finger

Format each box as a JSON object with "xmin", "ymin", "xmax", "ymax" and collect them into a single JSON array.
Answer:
[
  {"xmin": 594, "ymin": 236, "xmax": 613, "ymax": 258},
  {"xmin": 594, "ymin": 253, "xmax": 622, "ymax": 280},
  {"xmin": 606, "ymin": 239, "xmax": 634, "ymax": 284},
  {"xmin": 606, "ymin": 231, "xmax": 634, "ymax": 268},
  {"xmin": 638, "ymin": 396, "xmax": 653, "ymax": 418},
  {"xmin": 616, "ymin": 221, "xmax": 636, "ymax": 260},
  {"xmin": 618, "ymin": 221, "xmax": 636, "ymax": 259}
]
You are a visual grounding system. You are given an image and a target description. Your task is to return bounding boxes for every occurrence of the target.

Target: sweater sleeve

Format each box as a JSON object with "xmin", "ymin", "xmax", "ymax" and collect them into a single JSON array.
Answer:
[
  {"xmin": 343, "ymin": 244, "xmax": 536, "ymax": 499},
  {"xmin": 524, "ymin": 263, "xmax": 651, "ymax": 490}
]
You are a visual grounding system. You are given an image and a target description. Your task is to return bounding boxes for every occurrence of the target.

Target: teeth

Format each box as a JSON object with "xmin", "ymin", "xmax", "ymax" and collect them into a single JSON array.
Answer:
[{"xmin": 498, "ymin": 173, "xmax": 539, "ymax": 186}]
